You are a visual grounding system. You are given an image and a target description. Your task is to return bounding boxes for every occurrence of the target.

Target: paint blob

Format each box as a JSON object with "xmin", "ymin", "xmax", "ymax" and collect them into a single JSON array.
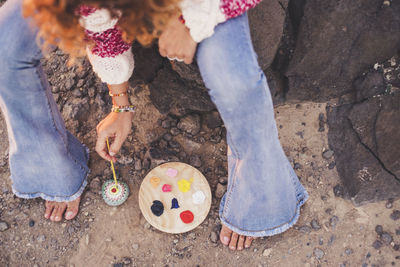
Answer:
[
  {"xmin": 150, "ymin": 177, "xmax": 160, "ymax": 188},
  {"xmin": 180, "ymin": 210, "xmax": 194, "ymax": 224},
  {"xmin": 177, "ymin": 178, "xmax": 194, "ymax": 193},
  {"xmin": 162, "ymin": 184, "xmax": 172, "ymax": 192},
  {"xmin": 171, "ymin": 198, "xmax": 179, "ymax": 209},
  {"xmin": 192, "ymin": 191, "xmax": 206, "ymax": 204},
  {"xmin": 166, "ymin": 168, "xmax": 178, "ymax": 177},
  {"xmin": 151, "ymin": 200, "xmax": 164, "ymax": 216}
]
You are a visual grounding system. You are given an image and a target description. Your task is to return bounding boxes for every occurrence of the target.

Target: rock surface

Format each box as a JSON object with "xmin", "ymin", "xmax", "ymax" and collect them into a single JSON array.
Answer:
[
  {"xmin": 327, "ymin": 91, "xmax": 400, "ymax": 205},
  {"xmin": 286, "ymin": 0, "xmax": 400, "ymax": 102}
]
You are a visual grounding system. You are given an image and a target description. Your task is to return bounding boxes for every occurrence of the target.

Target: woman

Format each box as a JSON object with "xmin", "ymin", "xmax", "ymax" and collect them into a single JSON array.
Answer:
[{"xmin": 0, "ymin": 0, "xmax": 308, "ymax": 251}]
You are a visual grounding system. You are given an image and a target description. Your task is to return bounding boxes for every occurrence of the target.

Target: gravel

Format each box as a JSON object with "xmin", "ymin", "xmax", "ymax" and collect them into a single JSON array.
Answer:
[
  {"xmin": 375, "ymin": 225, "xmax": 383, "ymax": 234},
  {"xmin": 372, "ymin": 240, "xmax": 383, "ymax": 249},
  {"xmin": 313, "ymin": 248, "xmax": 325, "ymax": 259},
  {"xmin": 299, "ymin": 226, "xmax": 312, "ymax": 234},
  {"xmin": 380, "ymin": 232, "xmax": 393, "ymax": 244},
  {"xmin": 262, "ymin": 248, "xmax": 272, "ymax": 257},
  {"xmin": 210, "ymin": 231, "xmax": 218, "ymax": 243},
  {"xmin": 177, "ymin": 114, "xmax": 201, "ymax": 135},
  {"xmin": 311, "ymin": 219, "xmax": 321, "ymax": 230},
  {"xmin": 333, "ymin": 184, "xmax": 345, "ymax": 197},
  {"xmin": 329, "ymin": 216, "xmax": 339, "ymax": 227},
  {"xmin": 390, "ymin": 210, "xmax": 400, "ymax": 220},
  {"xmin": 345, "ymin": 248, "xmax": 353, "ymax": 255},
  {"xmin": 189, "ymin": 154, "xmax": 202, "ymax": 168},
  {"xmin": 215, "ymin": 183, "xmax": 227, "ymax": 199},
  {"xmin": 322, "ymin": 150, "xmax": 334, "ymax": 159},
  {"xmin": 0, "ymin": 221, "xmax": 9, "ymax": 232}
]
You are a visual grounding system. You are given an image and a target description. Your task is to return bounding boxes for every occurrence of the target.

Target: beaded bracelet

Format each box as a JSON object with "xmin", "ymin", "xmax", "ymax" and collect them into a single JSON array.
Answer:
[
  {"xmin": 109, "ymin": 91, "xmax": 128, "ymax": 97},
  {"xmin": 111, "ymin": 105, "xmax": 136, "ymax": 113}
]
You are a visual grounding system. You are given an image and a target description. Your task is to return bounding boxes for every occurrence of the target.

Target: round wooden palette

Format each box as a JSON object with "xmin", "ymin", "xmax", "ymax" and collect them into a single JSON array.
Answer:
[{"xmin": 139, "ymin": 162, "xmax": 211, "ymax": 234}]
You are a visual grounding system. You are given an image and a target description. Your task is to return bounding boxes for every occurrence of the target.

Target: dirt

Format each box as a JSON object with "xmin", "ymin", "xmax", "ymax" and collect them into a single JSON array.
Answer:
[{"xmin": 0, "ymin": 50, "xmax": 400, "ymax": 267}]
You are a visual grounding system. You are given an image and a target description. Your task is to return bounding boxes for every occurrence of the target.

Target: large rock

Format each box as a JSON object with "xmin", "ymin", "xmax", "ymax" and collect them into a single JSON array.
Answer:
[
  {"xmin": 286, "ymin": 0, "xmax": 400, "ymax": 102},
  {"xmin": 149, "ymin": 69, "xmax": 215, "ymax": 116},
  {"xmin": 327, "ymin": 92, "xmax": 400, "ymax": 205}
]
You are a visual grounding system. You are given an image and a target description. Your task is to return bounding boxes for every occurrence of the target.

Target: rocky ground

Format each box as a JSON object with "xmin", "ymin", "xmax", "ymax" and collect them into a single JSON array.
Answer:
[{"xmin": 0, "ymin": 49, "xmax": 399, "ymax": 267}]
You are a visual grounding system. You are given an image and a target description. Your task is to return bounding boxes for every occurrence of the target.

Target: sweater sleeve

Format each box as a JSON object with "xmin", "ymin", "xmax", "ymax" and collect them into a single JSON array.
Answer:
[
  {"xmin": 78, "ymin": 6, "xmax": 134, "ymax": 85},
  {"xmin": 180, "ymin": 0, "xmax": 262, "ymax": 43}
]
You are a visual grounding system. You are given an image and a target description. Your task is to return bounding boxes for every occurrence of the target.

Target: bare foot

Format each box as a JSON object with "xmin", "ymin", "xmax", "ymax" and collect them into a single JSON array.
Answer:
[
  {"xmin": 220, "ymin": 224, "xmax": 255, "ymax": 251},
  {"xmin": 44, "ymin": 197, "xmax": 80, "ymax": 222}
]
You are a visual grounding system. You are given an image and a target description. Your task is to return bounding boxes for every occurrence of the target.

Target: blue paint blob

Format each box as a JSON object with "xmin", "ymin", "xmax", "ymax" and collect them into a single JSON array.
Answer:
[
  {"xmin": 151, "ymin": 200, "xmax": 164, "ymax": 216},
  {"xmin": 171, "ymin": 198, "xmax": 179, "ymax": 209}
]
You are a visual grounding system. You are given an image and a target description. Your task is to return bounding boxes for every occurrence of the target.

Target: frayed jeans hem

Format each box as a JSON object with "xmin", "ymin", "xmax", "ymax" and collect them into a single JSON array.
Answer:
[{"xmin": 218, "ymin": 190, "xmax": 309, "ymax": 237}]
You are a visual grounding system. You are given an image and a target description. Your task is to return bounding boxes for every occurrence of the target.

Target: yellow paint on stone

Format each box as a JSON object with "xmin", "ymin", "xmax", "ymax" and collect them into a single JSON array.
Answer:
[{"xmin": 177, "ymin": 178, "xmax": 194, "ymax": 193}]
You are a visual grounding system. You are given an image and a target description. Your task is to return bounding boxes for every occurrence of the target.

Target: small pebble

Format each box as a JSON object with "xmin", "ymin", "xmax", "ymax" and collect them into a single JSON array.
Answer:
[
  {"xmin": 210, "ymin": 231, "xmax": 218, "ymax": 243},
  {"xmin": 29, "ymin": 220, "xmax": 35, "ymax": 227},
  {"xmin": 380, "ymin": 232, "xmax": 393, "ymax": 244},
  {"xmin": 372, "ymin": 240, "xmax": 383, "ymax": 249},
  {"xmin": 299, "ymin": 225, "xmax": 312, "ymax": 234},
  {"xmin": 329, "ymin": 216, "xmax": 339, "ymax": 227},
  {"xmin": 390, "ymin": 210, "xmax": 400, "ymax": 220},
  {"xmin": 218, "ymin": 177, "xmax": 228, "ymax": 185},
  {"xmin": 322, "ymin": 150, "xmax": 334, "ymax": 159},
  {"xmin": 386, "ymin": 199, "xmax": 394, "ymax": 209},
  {"xmin": 311, "ymin": 219, "xmax": 321, "ymax": 230},
  {"xmin": 396, "ymin": 228, "xmax": 400, "ymax": 235},
  {"xmin": 262, "ymin": 248, "xmax": 272, "ymax": 257},
  {"xmin": 345, "ymin": 248, "xmax": 353, "ymax": 255},
  {"xmin": 189, "ymin": 155, "xmax": 202, "ymax": 168},
  {"xmin": 328, "ymin": 161, "xmax": 336, "ymax": 169},
  {"xmin": 0, "ymin": 221, "xmax": 9, "ymax": 232},
  {"xmin": 313, "ymin": 248, "xmax": 325, "ymax": 259},
  {"xmin": 37, "ymin": 235, "xmax": 46, "ymax": 243},
  {"xmin": 333, "ymin": 184, "xmax": 344, "ymax": 197},
  {"xmin": 132, "ymin": 243, "xmax": 139, "ymax": 250},
  {"xmin": 375, "ymin": 225, "xmax": 383, "ymax": 234},
  {"xmin": 134, "ymin": 159, "xmax": 142, "ymax": 171},
  {"xmin": 215, "ymin": 183, "xmax": 226, "ymax": 199},
  {"xmin": 328, "ymin": 235, "xmax": 336, "ymax": 246},
  {"xmin": 294, "ymin": 163, "xmax": 301, "ymax": 170},
  {"xmin": 163, "ymin": 133, "xmax": 173, "ymax": 141}
]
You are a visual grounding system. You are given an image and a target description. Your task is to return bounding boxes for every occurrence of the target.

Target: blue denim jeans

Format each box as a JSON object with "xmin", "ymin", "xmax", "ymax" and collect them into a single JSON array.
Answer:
[
  {"xmin": 0, "ymin": 0, "xmax": 307, "ymax": 236},
  {"xmin": 196, "ymin": 13, "xmax": 308, "ymax": 237},
  {"xmin": 0, "ymin": 0, "xmax": 89, "ymax": 202}
]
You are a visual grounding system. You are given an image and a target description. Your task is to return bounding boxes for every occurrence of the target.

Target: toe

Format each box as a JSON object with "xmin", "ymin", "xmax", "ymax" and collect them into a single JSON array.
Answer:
[
  {"xmin": 237, "ymin": 235, "xmax": 245, "ymax": 250},
  {"xmin": 44, "ymin": 201, "xmax": 55, "ymax": 219},
  {"xmin": 220, "ymin": 225, "xmax": 233, "ymax": 246},
  {"xmin": 50, "ymin": 206, "xmax": 59, "ymax": 221},
  {"xmin": 229, "ymin": 232, "xmax": 239, "ymax": 250},
  {"xmin": 54, "ymin": 203, "xmax": 67, "ymax": 222},
  {"xmin": 244, "ymin": 236, "xmax": 255, "ymax": 248},
  {"xmin": 65, "ymin": 197, "xmax": 80, "ymax": 220}
]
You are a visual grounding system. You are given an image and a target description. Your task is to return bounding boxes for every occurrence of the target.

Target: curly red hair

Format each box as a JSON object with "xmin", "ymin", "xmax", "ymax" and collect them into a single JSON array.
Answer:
[{"xmin": 23, "ymin": 0, "xmax": 180, "ymax": 58}]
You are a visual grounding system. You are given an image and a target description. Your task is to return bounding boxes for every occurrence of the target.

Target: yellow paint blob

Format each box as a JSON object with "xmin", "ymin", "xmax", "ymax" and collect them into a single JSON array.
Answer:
[
  {"xmin": 177, "ymin": 178, "xmax": 194, "ymax": 193},
  {"xmin": 150, "ymin": 177, "xmax": 161, "ymax": 188}
]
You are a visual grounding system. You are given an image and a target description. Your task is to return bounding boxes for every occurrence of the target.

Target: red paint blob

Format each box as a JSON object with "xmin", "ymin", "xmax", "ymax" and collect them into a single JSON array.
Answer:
[
  {"xmin": 180, "ymin": 210, "xmax": 194, "ymax": 224},
  {"xmin": 111, "ymin": 188, "xmax": 117, "ymax": 193}
]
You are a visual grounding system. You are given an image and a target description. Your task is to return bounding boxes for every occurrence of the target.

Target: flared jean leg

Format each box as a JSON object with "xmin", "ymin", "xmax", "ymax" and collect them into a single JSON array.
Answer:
[
  {"xmin": 196, "ymin": 13, "xmax": 308, "ymax": 237},
  {"xmin": 0, "ymin": 0, "xmax": 89, "ymax": 202}
]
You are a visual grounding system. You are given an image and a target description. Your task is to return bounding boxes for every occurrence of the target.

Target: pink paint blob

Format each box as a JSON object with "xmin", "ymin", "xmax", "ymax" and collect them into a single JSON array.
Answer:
[
  {"xmin": 166, "ymin": 168, "xmax": 178, "ymax": 177},
  {"xmin": 162, "ymin": 184, "xmax": 172, "ymax": 192}
]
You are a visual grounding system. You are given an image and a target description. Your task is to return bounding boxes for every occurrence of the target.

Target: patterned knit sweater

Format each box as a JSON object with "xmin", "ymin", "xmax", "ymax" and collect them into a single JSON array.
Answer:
[{"xmin": 78, "ymin": 0, "xmax": 262, "ymax": 85}]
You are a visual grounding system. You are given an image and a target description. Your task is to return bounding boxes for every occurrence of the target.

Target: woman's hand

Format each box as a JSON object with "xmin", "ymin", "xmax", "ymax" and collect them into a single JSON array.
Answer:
[
  {"xmin": 158, "ymin": 16, "xmax": 197, "ymax": 64},
  {"xmin": 95, "ymin": 111, "xmax": 133, "ymax": 161}
]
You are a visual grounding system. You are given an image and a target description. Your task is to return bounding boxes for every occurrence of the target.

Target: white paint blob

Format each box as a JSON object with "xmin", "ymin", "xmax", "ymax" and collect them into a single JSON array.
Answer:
[{"xmin": 192, "ymin": 191, "xmax": 206, "ymax": 204}]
